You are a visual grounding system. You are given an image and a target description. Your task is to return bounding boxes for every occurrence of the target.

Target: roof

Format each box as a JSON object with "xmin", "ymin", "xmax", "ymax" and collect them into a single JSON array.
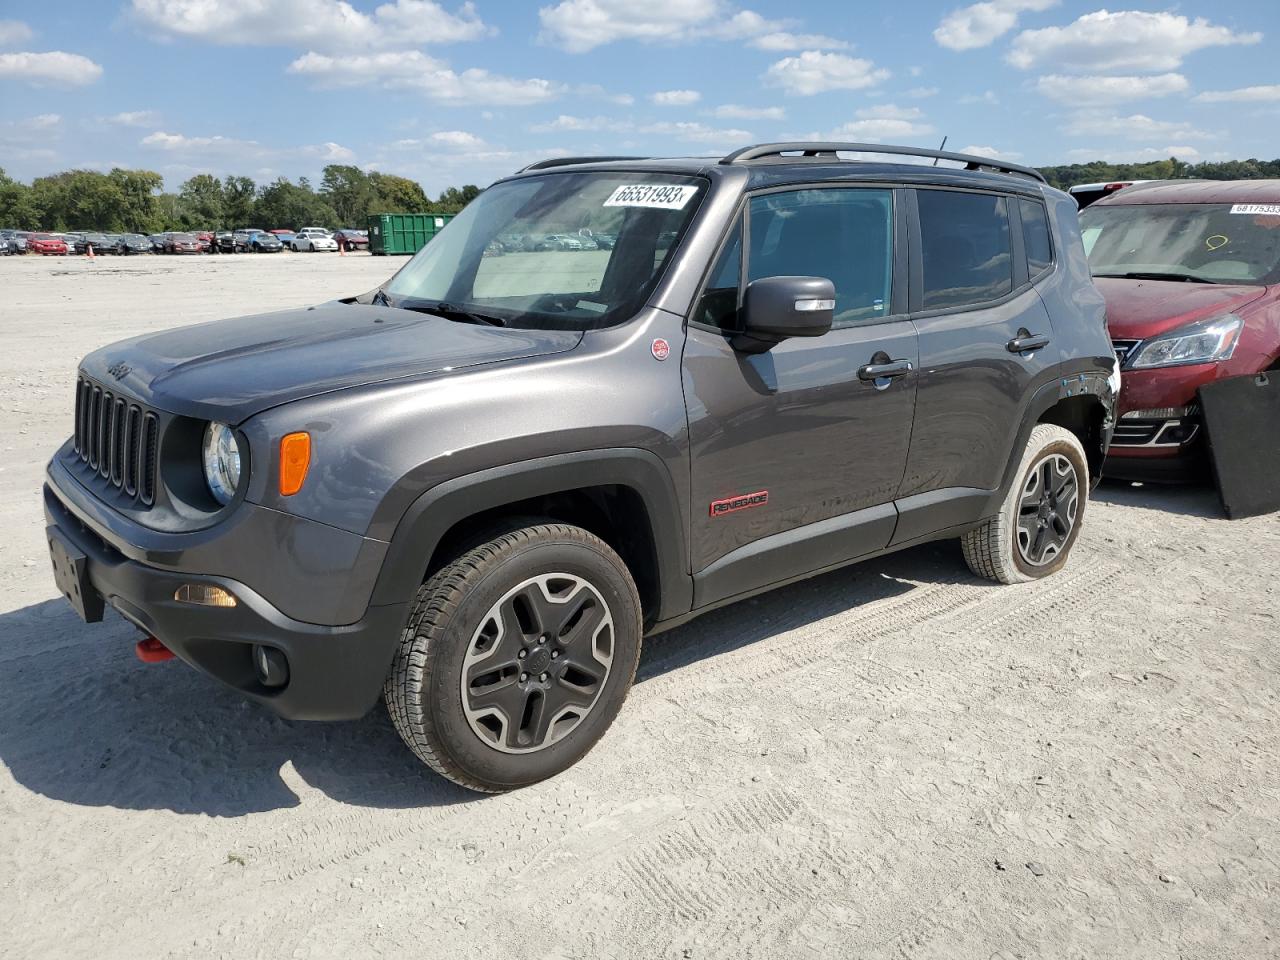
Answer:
[
  {"xmin": 506, "ymin": 154, "xmax": 1051, "ymax": 197},
  {"xmin": 1093, "ymin": 179, "xmax": 1280, "ymax": 205}
]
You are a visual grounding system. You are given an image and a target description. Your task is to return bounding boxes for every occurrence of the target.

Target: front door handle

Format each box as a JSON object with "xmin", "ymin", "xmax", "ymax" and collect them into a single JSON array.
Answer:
[
  {"xmin": 857, "ymin": 359, "xmax": 913, "ymax": 382},
  {"xmin": 1007, "ymin": 333, "xmax": 1051, "ymax": 353}
]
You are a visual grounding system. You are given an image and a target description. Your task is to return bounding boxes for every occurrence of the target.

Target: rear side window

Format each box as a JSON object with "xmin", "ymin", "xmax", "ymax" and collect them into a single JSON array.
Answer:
[
  {"xmin": 1020, "ymin": 198, "xmax": 1053, "ymax": 276},
  {"xmin": 918, "ymin": 190, "xmax": 1013, "ymax": 310}
]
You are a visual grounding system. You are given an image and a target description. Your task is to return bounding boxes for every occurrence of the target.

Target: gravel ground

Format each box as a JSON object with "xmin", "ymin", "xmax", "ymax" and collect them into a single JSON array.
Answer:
[{"xmin": 2, "ymin": 253, "xmax": 1277, "ymax": 960}]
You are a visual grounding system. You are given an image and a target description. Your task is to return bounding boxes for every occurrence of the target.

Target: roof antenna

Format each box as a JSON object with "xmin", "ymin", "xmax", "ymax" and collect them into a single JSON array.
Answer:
[{"xmin": 932, "ymin": 136, "xmax": 948, "ymax": 166}]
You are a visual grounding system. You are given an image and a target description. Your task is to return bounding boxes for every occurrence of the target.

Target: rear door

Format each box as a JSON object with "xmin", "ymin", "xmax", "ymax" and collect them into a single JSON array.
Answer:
[
  {"xmin": 683, "ymin": 185, "xmax": 918, "ymax": 603},
  {"xmin": 893, "ymin": 187, "xmax": 1060, "ymax": 541}
]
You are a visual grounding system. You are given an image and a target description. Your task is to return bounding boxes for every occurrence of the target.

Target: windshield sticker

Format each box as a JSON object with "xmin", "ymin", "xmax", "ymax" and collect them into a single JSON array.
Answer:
[
  {"xmin": 1230, "ymin": 204, "xmax": 1280, "ymax": 216},
  {"xmin": 604, "ymin": 184, "xmax": 698, "ymax": 210},
  {"xmin": 1205, "ymin": 234, "xmax": 1229, "ymax": 251}
]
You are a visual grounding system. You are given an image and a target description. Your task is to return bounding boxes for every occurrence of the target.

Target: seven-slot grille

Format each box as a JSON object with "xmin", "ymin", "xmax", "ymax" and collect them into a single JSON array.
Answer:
[
  {"xmin": 1112, "ymin": 338, "xmax": 1141, "ymax": 367},
  {"xmin": 73, "ymin": 376, "xmax": 159, "ymax": 505}
]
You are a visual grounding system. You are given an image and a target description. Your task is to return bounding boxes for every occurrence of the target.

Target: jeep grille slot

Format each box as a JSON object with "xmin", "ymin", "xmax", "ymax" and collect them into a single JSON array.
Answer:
[{"xmin": 73, "ymin": 375, "xmax": 161, "ymax": 507}]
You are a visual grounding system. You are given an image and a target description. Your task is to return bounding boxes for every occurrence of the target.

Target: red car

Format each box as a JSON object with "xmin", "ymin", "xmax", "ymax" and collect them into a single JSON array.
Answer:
[
  {"xmin": 1081, "ymin": 181, "xmax": 1280, "ymax": 481},
  {"xmin": 332, "ymin": 228, "xmax": 368, "ymax": 250},
  {"xmin": 194, "ymin": 231, "xmax": 214, "ymax": 253},
  {"xmin": 163, "ymin": 232, "xmax": 202, "ymax": 254},
  {"xmin": 27, "ymin": 233, "xmax": 68, "ymax": 255}
]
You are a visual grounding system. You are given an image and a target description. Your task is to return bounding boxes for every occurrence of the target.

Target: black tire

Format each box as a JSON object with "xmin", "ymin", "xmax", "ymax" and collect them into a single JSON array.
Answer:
[
  {"xmin": 384, "ymin": 522, "xmax": 642, "ymax": 793},
  {"xmin": 961, "ymin": 423, "xmax": 1088, "ymax": 584}
]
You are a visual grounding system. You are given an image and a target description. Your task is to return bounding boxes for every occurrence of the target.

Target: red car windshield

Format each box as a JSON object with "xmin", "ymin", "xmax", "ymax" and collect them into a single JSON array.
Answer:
[{"xmin": 1081, "ymin": 202, "xmax": 1280, "ymax": 285}]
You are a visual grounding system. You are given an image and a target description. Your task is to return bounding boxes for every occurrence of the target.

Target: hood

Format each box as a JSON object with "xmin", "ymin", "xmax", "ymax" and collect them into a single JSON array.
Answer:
[
  {"xmin": 1096, "ymin": 277, "xmax": 1267, "ymax": 340},
  {"xmin": 81, "ymin": 301, "xmax": 583, "ymax": 423}
]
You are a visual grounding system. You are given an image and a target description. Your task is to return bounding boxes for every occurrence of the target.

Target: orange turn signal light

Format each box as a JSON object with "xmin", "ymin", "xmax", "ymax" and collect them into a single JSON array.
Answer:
[{"xmin": 279, "ymin": 432, "xmax": 311, "ymax": 496}]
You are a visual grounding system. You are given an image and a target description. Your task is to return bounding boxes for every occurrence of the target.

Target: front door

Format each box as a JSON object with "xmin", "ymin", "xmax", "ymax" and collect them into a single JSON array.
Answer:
[{"xmin": 683, "ymin": 186, "xmax": 918, "ymax": 604}]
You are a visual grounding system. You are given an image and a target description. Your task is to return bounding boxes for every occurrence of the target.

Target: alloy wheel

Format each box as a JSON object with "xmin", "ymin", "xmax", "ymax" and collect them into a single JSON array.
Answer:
[
  {"xmin": 1015, "ymin": 452, "xmax": 1079, "ymax": 566},
  {"xmin": 460, "ymin": 573, "xmax": 614, "ymax": 754}
]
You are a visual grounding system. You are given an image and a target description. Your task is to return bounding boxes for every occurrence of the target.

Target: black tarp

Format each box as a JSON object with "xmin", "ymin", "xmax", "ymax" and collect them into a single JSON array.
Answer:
[{"xmin": 1200, "ymin": 371, "xmax": 1280, "ymax": 519}]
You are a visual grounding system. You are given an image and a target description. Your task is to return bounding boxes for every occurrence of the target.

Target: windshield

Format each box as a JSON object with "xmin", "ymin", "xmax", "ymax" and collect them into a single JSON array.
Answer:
[
  {"xmin": 382, "ymin": 172, "xmax": 706, "ymax": 329},
  {"xmin": 1080, "ymin": 202, "xmax": 1280, "ymax": 284}
]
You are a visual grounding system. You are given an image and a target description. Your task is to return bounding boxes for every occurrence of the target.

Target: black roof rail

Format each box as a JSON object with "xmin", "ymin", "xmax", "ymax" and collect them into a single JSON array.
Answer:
[
  {"xmin": 519, "ymin": 155, "xmax": 649, "ymax": 173},
  {"xmin": 720, "ymin": 142, "xmax": 1047, "ymax": 184}
]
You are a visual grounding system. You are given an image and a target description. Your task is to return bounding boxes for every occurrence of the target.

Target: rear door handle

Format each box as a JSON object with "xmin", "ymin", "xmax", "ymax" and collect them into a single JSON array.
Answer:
[
  {"xmin": 1007, "ymin": 334, "xmax": 1051, "ymax": 353},
  {"xmin": 857, "ymin": 359, "xmax": 913, "ymax": 381}
]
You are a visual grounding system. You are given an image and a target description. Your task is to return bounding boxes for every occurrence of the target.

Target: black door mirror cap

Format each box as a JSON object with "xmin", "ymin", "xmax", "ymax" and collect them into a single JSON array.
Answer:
[{"xmin": 733, "ymin": 276, "xmax": 835, "ymax": 354}]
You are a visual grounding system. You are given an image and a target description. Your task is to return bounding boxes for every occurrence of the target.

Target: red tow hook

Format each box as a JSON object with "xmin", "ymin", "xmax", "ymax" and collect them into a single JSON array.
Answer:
[{"xmin": 135, "ymin": 636, "xmax": 175, "ymax": 663}]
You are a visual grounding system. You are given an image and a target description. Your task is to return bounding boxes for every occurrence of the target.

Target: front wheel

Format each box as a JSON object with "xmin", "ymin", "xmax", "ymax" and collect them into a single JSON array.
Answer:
[
  {"xmin": 384, "ymin": 522, "xmax": 642, "ymax": 792},
  {"xmin": 961, "ymin": 423, "xmax": 1089, "ymax": 584}
]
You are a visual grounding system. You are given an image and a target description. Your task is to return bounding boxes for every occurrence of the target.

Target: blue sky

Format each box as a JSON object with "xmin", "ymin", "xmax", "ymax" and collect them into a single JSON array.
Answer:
[{"xmin": 1, "ymin": 0, "xmax": 1277, "ymax": 193}]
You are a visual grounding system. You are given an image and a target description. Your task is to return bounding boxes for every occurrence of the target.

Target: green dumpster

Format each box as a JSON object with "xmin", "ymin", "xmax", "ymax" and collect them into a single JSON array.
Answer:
[{"xmin": 367, "ymin": 213, "xmax": 455, "ymax": 255}]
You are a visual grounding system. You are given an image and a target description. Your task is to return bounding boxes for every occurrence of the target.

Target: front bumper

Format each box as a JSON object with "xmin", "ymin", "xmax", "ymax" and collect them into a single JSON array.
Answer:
[{"xmin": 44, "ymin": 479, "xmax": 408, "ymax": 721}]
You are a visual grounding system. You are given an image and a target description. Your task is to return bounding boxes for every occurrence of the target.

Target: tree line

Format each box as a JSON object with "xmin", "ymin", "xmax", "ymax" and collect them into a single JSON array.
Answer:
[
  {"xmin": 1037, "ymin": 156, "xmax": 1280, "ymax": 190},
  {"xmin": 0, "ymin": 164, "xmax": 482, "ymax": 233},
  {"xmin": 3, "ymin": 155, "xmax": 1277, "ymax": 233}
]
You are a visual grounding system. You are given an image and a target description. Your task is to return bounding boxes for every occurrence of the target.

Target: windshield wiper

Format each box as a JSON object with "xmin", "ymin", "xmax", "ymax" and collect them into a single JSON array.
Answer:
[
  {"xmin": 1094, "ymin": 271, "xmax": 1215, "ymax": 284},
  {"xmin": 393, "ymin": 298, "xmax": 507, "ymax": 327}
]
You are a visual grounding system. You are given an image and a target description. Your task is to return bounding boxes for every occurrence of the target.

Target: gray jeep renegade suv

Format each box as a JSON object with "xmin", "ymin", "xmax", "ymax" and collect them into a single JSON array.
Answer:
[{"xmin": 45, "ymin": 143, "xmax": 1117, "ymax": 792}]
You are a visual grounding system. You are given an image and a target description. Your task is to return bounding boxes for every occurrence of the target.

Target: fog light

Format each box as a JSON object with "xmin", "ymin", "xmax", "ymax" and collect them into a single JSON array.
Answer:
[
  {"xmin": 1121, "ymin": 406, "xmax": 1191, "ymax": 420},
  {"xmin": 1154, "ymin": 421, "xmax": 1199, "ymax": 445},
  {"xmin": 253, "ymin": 644, "xmax": 289, "ymax": 687},
  {"xmin": 174, "ymin": 583, "xmax": 237, "ymax": 607}
]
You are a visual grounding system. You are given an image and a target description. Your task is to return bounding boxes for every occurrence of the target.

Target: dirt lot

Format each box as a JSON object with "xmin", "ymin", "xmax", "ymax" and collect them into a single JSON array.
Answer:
[{"xmin": 2, "ymin": 253, "xmax": 1277, "ymax": 959}]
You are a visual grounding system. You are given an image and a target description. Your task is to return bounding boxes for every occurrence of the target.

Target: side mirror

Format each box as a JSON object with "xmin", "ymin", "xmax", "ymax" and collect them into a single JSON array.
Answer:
[{"xmin": 733, "ymin": 276, "xmax": 835, "ymax": 354}]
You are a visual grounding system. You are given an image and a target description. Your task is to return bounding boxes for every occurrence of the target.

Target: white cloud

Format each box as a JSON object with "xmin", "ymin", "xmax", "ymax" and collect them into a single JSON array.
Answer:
[
  {"xmin": 712, "ymin": 104, "xmax": 785, "ymax": 120},
  {"xmin": 430, "ymin": 130, "xmax": 486, "ymax": 148},
  {"xmin": 1065, "ymin": 145, "xmax": 1203, "ymax": 163},
  {"xmin": 142, "ymin": 129, "xmax": 356, "ymax": 164},
  {"xmin": 27, "ymin": 113, "xmax": 62, "ymax": 130},
  {"xmin": 905, "ymin": 86, "xmax": 939, "ymax": 98},
  {"xmin": 959, "ymin": 90, "xmax": 999, "ymax": 105},
  {"xmin": 101, "ymin": 110, "xmax": 162, "ymax": 127},
  {"xmin": 651, "ymin": 89, "xmax": 701, "ymax": 106},
  {"xmin": 528, "ymin": 114, "xmax": 612, "ymax": 132},
  {"xmin": 748, "ymin": 31, "xmax": 848, "ymax": 51},
  {"xmin": 1034, "ymin": 72, "xmax": 1188, "ymax": 105},
  {"xmin": 959, "ymin": 144, "xmax": 1024, "ymax": 160},
  {"xmin": 129, "ymin": 0, "xmax": 490, "ymax": 51},
  {"xmin": 639, "ymin": 120, "xmax": 751, "ymax": 144},
  {"xmin": 1065, "ymin": 113, "xmax": 1210, "ymax": 142},
  {"xmin": 0, "ymin": 50, "xmax": 103, "ymax": 86},
  {"xmin": 764, "ymin": 51, "xmax": 890, "ymax": 96},
  {"xmin": 934, "ymin": 0, "xmax": 1056, "ymax": 51},
  {"xmin": 829, "ymin": 104, "xmax": 934, "ymax": 140},
  {"xmin": 577, "ymin": 83, "xmax": 634, "ymax": 104},
  {"xmin": 1008, "ymin": 11, "xmax": 1261, "ymax": 73},
  {"xmin": 287, "ymin": 51, "xmax": 560, "ymax": 105},
  {"xmin": 537, "ymin": 1, "xmax": 822, "ymax": 52},
  {"xmin": 0, "ymin": 19, "xmax": 33, "ymax": 46},
  {"xmin": 1194, "ymin": 84, "xmax": 1280, "ymax": 104}
]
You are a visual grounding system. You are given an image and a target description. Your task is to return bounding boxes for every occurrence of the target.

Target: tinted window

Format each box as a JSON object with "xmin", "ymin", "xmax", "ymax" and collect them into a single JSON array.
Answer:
[
  {"xmin": 697, "ymin": 218, "xmax": 743, "ymax": 330},
  {"xmin": 918, "ymin": 190, "xmax": 1012, "ymax": 309},
  {"xmin": 748, "ymin": 188, "xmax": 893, "ymax": 326},
  {"xmin": 1020, "ymin": 198, "xmax": 1052, "ymax": 275}
]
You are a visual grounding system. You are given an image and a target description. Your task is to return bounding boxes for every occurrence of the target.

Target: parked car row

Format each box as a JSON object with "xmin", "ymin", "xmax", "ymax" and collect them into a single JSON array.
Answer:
[{"xmin": 0, "ymin": 226, "xmax": 372, "ymax": 255}]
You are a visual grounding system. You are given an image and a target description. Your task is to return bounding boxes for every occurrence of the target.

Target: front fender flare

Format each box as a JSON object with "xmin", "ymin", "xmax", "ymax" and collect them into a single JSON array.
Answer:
[{"xmin": 368, "ymin": 448, "xmax": 692, "ymax": 622}]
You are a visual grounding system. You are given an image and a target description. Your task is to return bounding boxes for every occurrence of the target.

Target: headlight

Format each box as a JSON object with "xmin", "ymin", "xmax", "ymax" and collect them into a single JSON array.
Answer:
[
  {"xmin": 202, "ymin": 421, "xmax": 242, "ymax": 505},
  {"xmin": 1129, "ymin": 314, "xmax": 1243, "ymax": 369}
]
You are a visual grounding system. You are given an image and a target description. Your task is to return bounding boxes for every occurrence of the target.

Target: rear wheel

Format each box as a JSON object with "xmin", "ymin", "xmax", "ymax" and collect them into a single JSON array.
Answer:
[
  {"xmin": 961, "ymin": 424, "xmax": 1088, "ymax": 584},
  {"xmin": 384, "ymin": 522, "xmax": 642, "ymax": 792}
]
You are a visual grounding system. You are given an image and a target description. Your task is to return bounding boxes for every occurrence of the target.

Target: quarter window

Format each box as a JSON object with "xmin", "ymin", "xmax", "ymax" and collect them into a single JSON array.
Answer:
[
  {"xmin": 1020, "ymin": 198, "xmax": 1053, "ymax": 276},
  {"xmin": 696, "ymin": 218, "xmax": 743, "ymax": 330},
  {"xmin": 747, "ymin": 188, "xmax": 893, "ymax": 327},
  {"xmin": 917, "ymin": 190, "xmax": 1013, "ymax": 310}
]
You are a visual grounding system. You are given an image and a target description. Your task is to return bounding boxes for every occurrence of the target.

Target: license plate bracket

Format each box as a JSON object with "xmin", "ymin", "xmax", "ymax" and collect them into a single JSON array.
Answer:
[{"xmin": 47, "ymin": 526, "xmax": 105, "ymax": 623}]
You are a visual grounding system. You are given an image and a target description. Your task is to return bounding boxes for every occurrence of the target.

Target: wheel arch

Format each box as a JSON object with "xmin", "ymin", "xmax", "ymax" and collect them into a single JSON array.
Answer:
[{"xmin": 367, "ymin": 449, "xmax": 692, "ymax": 628}]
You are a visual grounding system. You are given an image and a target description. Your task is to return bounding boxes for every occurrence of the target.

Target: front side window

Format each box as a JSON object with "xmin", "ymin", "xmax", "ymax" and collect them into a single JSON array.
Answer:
[
  {"xmin": 1080, "ymin": 202, "xmax": 1280, "ymax": 284},
  {"xmin": 383, "ymin": 172, "xmax": 706, "ymax": 329},
  {"xmin": 918, "ymin": 190, "xmax": 1013, "ymax": 310},
  {"xmin": 747, "ymin": 188, "xmax": 893, "ymax": 327},
  {"xmin": 696, "ymin": 218, "xmax": 743, "ymax": 330}
]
